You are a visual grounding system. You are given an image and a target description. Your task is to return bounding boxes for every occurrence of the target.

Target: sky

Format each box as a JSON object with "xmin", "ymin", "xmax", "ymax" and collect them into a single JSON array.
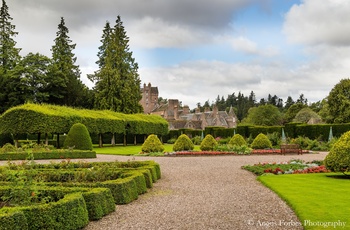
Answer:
[{"xmin": 6, "ymin": 0, "xmax": 350, "ymax": 109}]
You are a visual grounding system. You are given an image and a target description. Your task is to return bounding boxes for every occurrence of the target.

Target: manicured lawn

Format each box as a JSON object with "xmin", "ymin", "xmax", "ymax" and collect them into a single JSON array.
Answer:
[
  {"xmin": 258, "ymin": 173, "xmax": 350, "ymax": 229},
  {"xmin": 93, "ymin": 144, "xmax": 200, "ymax": 155}
]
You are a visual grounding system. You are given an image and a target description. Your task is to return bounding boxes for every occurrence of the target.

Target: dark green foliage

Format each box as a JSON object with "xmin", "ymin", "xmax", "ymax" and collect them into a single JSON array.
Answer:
[
  {"xmin": 284, "ymin": 103, "xmax": 307, "ymax": 123},
  {"xmin": 0, "ymin": 208, "xmax": 28, "ymax": 230},
  {"xmin": 47, "ymin": 17, "xmax": 84, "ymax": 107},
  {"xmin": 0, "ymin": 150, "xmax": 96, "ymax": 161},
  {"xmin": 228, "ymin": 134, "xmax": 246, "ymax": 146},
  {"xmin": 200, "ymin": 134, "xmax": 218, "ymax": 151},
  {"xmin": 243, "ymin": 104, "xmax": 283, "ymax": 126},
  {"xmin": 173, "ymin": 134, "xmax": 194, "ymax": 151},
  {"xmin": 327, "ymin": 78, "xmax": 350, "ymax": 123},
  {"xmin": 141, "ymin": 134, "xmax": 164, "ymax": 153},
  {"xmin": 0, "ymin": 0, "xmax": 22, "ymax": 113},
  {"xmin": 64, "ymin": 123, "xmax": 93, "ymax": 150},
  {"xmin": 191, "ymin": 136, "xmax": 202, "ymax": 145},
  {"xmin": 93, "ymin": 16, "xmax": 142, "ymax": 113},
  {"xmin": 251, "ymin": 133, "xmax": 272, "ymax": 149},
  {"xmin": 325, "ymin": 131, "xmax": 350, "ymax": 173}
]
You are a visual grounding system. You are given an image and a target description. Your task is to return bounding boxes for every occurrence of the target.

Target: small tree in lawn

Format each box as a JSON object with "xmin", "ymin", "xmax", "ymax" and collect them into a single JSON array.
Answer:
[
  {"xmin": 173, "ymin": 134, "xmax": 194, "ymax": 151},
  {"xmin": 64, "ymin": 123, "xmax": 93, "ymax": 150},
  {"xmin": 200, "ymin": 134, "xmax": 218, "ymax": 151},
  {"xmin": 141, "ymin": 134, "xmax": 164, "ymax": 153}
]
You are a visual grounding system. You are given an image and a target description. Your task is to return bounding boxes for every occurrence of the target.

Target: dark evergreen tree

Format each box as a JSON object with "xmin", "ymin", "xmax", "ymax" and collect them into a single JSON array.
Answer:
[
  {"xmin": 0, "ymin": 0, "xmax": 21, "ymax": 113},
  {"xmin": 284, "ymin": 96, "xmax": 294, "ymax": 110},
  {"xmin": 13, "ymin": 52, "xmax": 51, "ymax": 103},
  {"xmin": 47, "ymin": 17, "xmax": 84, "ymax": 106},
  {"xmin": 93, "ymin": 16, "xmax": 142, "ymax": 113}
]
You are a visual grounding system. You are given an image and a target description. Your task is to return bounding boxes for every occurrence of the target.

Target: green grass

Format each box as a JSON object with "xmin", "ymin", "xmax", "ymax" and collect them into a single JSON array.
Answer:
[
  {"xmin": 93, "ymin": 144, "xmax": 200, "ymax": 155},
  {"xmin": 258, "ymin": 173, "xmax": 350, "ymax": 229}
]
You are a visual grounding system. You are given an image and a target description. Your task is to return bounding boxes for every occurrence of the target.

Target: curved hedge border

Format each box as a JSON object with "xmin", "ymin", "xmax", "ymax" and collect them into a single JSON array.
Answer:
[
  {"xmin": 0, "ymin": 161, "xmax": 161, "ymax": 229},
  {"xmin": 0, "ymin": 103, "xmax": 169, "ymax": 139},
  {"xmin": 0, "ymin": 150, "xmax": 96, "ymax": 161},
  {"xmin": 0, "ymin": 193, "xmax": 89, "ymax": 230}
]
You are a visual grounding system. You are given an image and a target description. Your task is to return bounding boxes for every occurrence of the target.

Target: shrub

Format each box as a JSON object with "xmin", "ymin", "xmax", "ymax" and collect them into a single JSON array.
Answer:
[
  {"xmin": 251, "ymin": 133, "xmax": 272, "ymax": 149},
  {"xmin": 1, "ymin": 143, "xmax": 17, "ymax": 153},
  {"xmin": 173, "ymin": 134, "xmax": 194, "ymax": 151},
  {"xmin": 64, "ymin": 123, "xmax": 93, "ymax": 150},
  {"xmin": 228, "ymin": 134, "xmax": 246, "ymax": 147},
  {"xmin": 325, "ymin": 131, "xmax": 350, "ymax": 173},
  {"xmin": 200, "ymin": 134, "xmax": 218, "ymax": 151},
  {"xmin": 191, "ymin": 136, "xmax": 202, "ymax": 145},
  {"xmin": 166, "ymin": 137, "xmax": 177, "ymax": 144},
  {"xmin": 141, "ymin": 134, "xmax": 164, "ymax": 153}
]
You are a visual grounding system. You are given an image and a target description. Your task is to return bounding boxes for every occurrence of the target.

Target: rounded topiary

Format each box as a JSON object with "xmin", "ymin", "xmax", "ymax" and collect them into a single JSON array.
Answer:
[
  {"xmin": 173, "ymin": 134, "xmax": 194, "ymax": 151},
  {"xmin": 64, "ymin": 123, "xmax": 93, "ymax": 150},
  {"xmin": 324, "ymin": 131, "xmax": 350, "ymax": 173},
  {"xmin": 251, "ymin": 133, "xmax": 272, "ymax": 149},
  {"xmin": 141, "ymin": 134, "xmax": 164, "ymax": 153},
  {"xmin": 228, "ymin": 134, "xmax": 246, "ymax": 147},
  {"xmin": 200, "ymin": 134, "xmax": 218, "ymax": 151}
]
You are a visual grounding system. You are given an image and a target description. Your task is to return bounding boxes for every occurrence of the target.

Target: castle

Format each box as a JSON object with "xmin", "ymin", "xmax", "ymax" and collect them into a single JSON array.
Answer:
[{"xmin": 140, "ymin": 83, "xmax": 238, "ymax": 130}]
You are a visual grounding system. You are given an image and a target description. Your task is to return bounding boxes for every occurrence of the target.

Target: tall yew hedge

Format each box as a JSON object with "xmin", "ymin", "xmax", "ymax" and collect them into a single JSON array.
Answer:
[{"xmin": 0, "ymin": 104, "xmax": 168, "ymax": 143}]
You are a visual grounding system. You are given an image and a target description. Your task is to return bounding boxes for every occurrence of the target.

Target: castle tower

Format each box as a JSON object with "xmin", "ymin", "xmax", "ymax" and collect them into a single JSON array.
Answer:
[{"xmin": 140, "ymin": 83, "xmax": 159, "ymax": 114}]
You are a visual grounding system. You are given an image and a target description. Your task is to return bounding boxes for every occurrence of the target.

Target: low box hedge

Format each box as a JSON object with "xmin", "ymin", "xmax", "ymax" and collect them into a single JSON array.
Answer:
[
  {"xmin": 0, "ymin": 186, "xmax": 115, "ymax": 221},
  {"xmin": 0, "ymin": 193, "xmax": 89, "ymax": 230},
  {"xmin": 0, "ymin": 150, "xmax": 96, "ymax": 161}
]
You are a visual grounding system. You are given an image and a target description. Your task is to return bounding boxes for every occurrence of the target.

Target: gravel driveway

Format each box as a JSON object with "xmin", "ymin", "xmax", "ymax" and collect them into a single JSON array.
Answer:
[
  {"xmin": 85, "ymin": 153, "xmax": 327, "ymax": 230},
  {"xmin": 0, "ymin": 152, "xmax": 328, "ymax": 229}
]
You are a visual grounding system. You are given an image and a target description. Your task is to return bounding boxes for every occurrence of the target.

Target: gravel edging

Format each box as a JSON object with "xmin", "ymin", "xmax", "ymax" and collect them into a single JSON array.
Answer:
[{"xmin": 0, "ymin": 153, "xmax": 328, "ymax": 229}]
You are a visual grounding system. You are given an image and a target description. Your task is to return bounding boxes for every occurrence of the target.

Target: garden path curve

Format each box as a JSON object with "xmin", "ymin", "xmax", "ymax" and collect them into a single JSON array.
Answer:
[{"xmin": 0, "ymin": 152, "xmax": 328, "ymax": 230}]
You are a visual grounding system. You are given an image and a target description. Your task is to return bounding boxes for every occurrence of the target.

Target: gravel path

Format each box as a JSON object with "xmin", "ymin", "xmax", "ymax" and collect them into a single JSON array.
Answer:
[{"xmin": 0, "ymin": 152, "xmax": 328, "ymax": 229}]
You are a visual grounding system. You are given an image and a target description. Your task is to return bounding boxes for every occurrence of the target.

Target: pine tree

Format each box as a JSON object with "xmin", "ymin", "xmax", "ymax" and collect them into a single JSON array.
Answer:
[
  {"xmin": 94, "ymin": 16, "xmax": 142, "ymax": 114},
  {"xmin": 0, "ymin": 0, "xmax": 21, "ymax": 113},
  {"xmin": 47, "ymin": 17, "xmax": 84, "ymax": 106}
]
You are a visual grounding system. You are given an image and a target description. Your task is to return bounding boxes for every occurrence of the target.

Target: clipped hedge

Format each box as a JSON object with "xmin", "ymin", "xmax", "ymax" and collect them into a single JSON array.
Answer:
[
  {"xmin": 141, "ymin": 134, "xmax": 164, "ymax": 153},
  {"xmin": 251, "ymin": 133, "xmax": 272, "ymax": 149},
  {"xmin": 229, "ymin": 134, "xmax": 246, "ymax": 146},
  {"xmin": 64, "ymin": 123, "xmax": 93, "ymax": 150},
  {"xmin": 0, "ymin": 150, "xmax": 96, "ymax": 161},
  {"xmin": 0, "ymin": 186, "xmax": 115, "ymax": 221},
  {"xmin": 0, "ymin": 193, "xmax": 89, "ymax": 230},
  {"xmin": 0, "ymin": 103, "xmax": 168, "ymax": 141}
]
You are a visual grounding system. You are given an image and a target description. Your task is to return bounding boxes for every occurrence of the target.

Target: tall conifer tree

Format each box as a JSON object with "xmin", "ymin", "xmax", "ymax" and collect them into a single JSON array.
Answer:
[
  {"xmin": 47, "ymin": 17, "xmax": 83, "ymax": 106},
  {"xmin": 94, "ymin": 16, "xmax": 142, "ymax": 114},
  {"xmin": 0, "ymin": 0, "xmax": 21, "ymax": 113}
]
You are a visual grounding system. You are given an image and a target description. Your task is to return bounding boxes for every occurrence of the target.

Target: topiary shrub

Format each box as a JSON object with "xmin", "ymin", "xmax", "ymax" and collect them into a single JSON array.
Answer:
[
  {"xmin": 173, "ymin": 134, "xmax": 194, "ymax": 151},
  {"xmin": 200, "ymin": 134, "xmax": 218, "ymax": 151},
  {"xmin": 251, "ymin": 133, "xmax": 272, "ymax": 149},
  {"xmin": 141, "ymin": 134, "xmax": 164, "ymax": 153},
  {"xmin": 324, "ymin": 131, "xmax": 350, "ymax": 173},
  {"xmin": 228, "ymin": 134, "xmax": 246, "ymax": 147},
  {"xmin": 64, "ymin": 123, "xmax": 93, "ymax": 150}
]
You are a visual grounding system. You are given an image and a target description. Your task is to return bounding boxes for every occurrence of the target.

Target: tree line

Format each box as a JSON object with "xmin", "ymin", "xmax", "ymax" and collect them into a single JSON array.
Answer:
[{"xmin": 0, "ymin": 0, "xmax": 142, "ymax": 114}]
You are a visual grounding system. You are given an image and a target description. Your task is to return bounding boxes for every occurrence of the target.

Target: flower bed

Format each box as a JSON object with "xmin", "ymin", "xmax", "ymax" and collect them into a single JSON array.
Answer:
[
  {"xmin": 242, "ymin": 159, "xmax": 329, "ymax": 176},
  {"xmin": 165, "ymin": 149, "xmax": 309, "ymax": 156}
]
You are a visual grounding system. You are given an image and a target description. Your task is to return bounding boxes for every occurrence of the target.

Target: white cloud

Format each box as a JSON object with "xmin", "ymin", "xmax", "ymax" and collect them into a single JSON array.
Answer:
[{"xmin": 283, "ymin": 0, "xmax": 350, "ymax": 46}]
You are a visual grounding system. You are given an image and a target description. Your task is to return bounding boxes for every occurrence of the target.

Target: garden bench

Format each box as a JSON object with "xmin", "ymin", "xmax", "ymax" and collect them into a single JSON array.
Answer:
[{"xmin": 280, "ymin": 144, "xmax": 302, "ymax": 155}]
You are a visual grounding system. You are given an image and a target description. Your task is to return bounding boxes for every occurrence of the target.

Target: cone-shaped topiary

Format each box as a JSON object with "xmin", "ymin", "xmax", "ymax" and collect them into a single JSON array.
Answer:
[
  {"xmin": 200, "ymin": 134, "xmax": 218, "ymax": 151},
  {"xmin": 324, "ymin": 131, "xmax": 350, "ymax": 173},
  {"xmin": 228, "ymin": 134, "xmax": 246, "ymax": 147},
  {"xmin": 173, "ymin": 134, "xmax": 194, "ymax": 151},
  {"xmin": 251, "ymin": 133, "xmax": 272, "ymax": 149},
  {"xmin": 64, "ymin": 123, "xmax": 93, "ymax": 150},
  {"xmin": 141, "ymin": 134, "xmax": 164, "ymax": 153}
]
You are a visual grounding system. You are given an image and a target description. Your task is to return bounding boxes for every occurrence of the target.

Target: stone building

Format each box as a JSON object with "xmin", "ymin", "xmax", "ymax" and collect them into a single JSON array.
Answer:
[
  {"xmin": 140, "ymin": 83, "xmax": 238, "ymax": 130},
  {"xmin": 140, "ymin": 83, "xmax": 159, "ymax": 114}
]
